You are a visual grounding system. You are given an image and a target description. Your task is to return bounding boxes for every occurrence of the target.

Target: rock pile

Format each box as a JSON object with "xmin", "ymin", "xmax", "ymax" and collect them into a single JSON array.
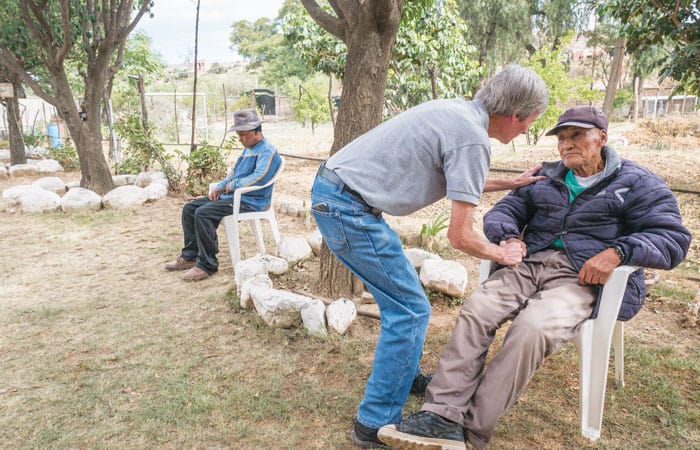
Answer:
[{"xmin": 0, "ymin": 160, "xmax": 168, "ymax": 213}]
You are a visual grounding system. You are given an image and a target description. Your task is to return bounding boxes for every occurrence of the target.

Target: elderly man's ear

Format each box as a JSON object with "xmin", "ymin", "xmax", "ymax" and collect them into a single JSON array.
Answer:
[{"xmin": 598, "ymin": 128, "xmax": 608, "ymax": 145}]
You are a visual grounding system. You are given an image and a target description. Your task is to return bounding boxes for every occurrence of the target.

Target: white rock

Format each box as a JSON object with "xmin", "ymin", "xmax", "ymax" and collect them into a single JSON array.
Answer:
[
  {"xmin": 66, "ymin": 180, "xmax": 80, "ymax": 189},
  {"xmin": 134, "ymin": 171, "xmax": 152, "ymax": 187},
  {"xmin": 326, "ymin": 298, "xmax": 357, "ymax": 334},
  {"xmin": 32, "ymin": 176, "xmax": 66, "ymax": 195},
  {"xmin": 152, "ymin": 177, "xmax": 169, "ymax": 188},
  {"xmin": 2, "ymin": 184, "xmax": 36, "ymax": 205},
  {"xmin": 61, "ymin": 187, "xmax": 102, "ymax": 212},
  {"xmin": 278, "ymin": 236, "xmax": 313, "ymax": 265},
  {"xmin": 102, "ymin": 185, "xmax": 148, "ymax": 209},
  {"xmin": 301, "ymin": 299, "xmax": 327, "ymax": 337},
  {"xmin": 235, "ymin": 258, "xmax": 269, "ymax": 308},
  {"xmin": 250, "ymin": 253, "xmax": 289, "ymax": 275},
  {"xmin": 0, "ymin": 165, "xmax": 7, "ymax": 179},
  {"xmin": 307, "ymin": 229, "xmax": 323, "ymax": 256},
  {"xmin": 150, "ymin": 171, "xmax": 167, "ymax": 181},
  {"xmin": 239, "ymin": 273, "xmax": 273, "ymax": 310},
  {"xmin": 251, "ymin": 289, "xmax": 312, "ymax": 328},
  {"xmin": 9, "ymin": 164, "xmax": 37, "ymax": 177},
  {"xmin": 5, "ymin": 186, "xmax": 61, "ymax": 213},
  {"xmin": 404, "ymin": 247, "xmax": 442, "ymax": 269},
  {"xmin": 144, "ymin": 182, "xmax": 167, "ymax": 201},
  {"xmin": 279, "ymin": 201, "xmax": 307, "ymax": 218},
  {"xmin": 35, "ymin": 159, "xmax": 64, "ymax": 173},
  {"xmin": 112, "ymin": 174, "xmax": 135, "ymax": 186},
  {"xmin": 419, "ymin": 259, "xmax": 468, "ymax": 297}
]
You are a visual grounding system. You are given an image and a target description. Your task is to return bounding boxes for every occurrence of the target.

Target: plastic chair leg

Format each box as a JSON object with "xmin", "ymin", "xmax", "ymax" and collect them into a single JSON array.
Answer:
[
  {"xmin": 268, "ymin": 214, "xmax": 281, "ymax": 250},
  {"xmin": 579, "ymin": 314, "xmax": 618, "ymax": 441},
  {"xmin": 223, "ymin": 216, "xmax": 241, "ymax": 267},
  {"xmin": 251, "ymin": 219, "xmax": 266, "ymax": 254},
  {"xmin": 613, "ymin": 321, "xmax": 625, "ymax": 387}
]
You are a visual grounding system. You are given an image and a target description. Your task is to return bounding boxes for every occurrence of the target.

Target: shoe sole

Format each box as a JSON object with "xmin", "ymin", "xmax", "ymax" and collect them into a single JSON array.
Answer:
[
  {"xmin": 182, "ymin": 273, "xmax": 210, "ymax": 281},
  {"xmin": 378, "ymin": 425, "xmax": 466, "ymax": 450},
  {"xmin": 165, "ymin": 262, "xmax": 196, "ymax": 271},
  {"xmin": 165, "ymin": 265, "xmax": 195, "ymax": 271},
  {"xmin": 351, "ymin": 429, "xmax": 391, "ymax": 449}
]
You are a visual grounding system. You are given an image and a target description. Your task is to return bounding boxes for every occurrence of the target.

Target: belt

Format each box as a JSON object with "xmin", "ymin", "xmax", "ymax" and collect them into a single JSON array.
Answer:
[{"xmin": 317, "ymin": 163, "xmax": 382, "ymax": 215}]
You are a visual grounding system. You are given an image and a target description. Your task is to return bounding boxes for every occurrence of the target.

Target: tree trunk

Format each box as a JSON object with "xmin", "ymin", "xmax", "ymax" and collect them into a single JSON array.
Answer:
[
  {"xmin": 56, "ymin": 68, "xmax": 115, "ymax": 195},
  {"xmin": 312, "ymin": 1, "xmax": 401, "ymax": 299},
  {"xmin": 603, "ymin": 37, "xmax": 626, "ymax": 116},
  {"xmin": 6, "ymin": 82, "xmax": 26, "ymax": 165}
]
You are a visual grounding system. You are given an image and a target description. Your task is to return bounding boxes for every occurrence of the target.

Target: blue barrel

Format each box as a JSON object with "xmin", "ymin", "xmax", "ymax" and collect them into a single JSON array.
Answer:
[{"xmin": 47, "ymin": 124, "xmax": 62, "ymax": 147}]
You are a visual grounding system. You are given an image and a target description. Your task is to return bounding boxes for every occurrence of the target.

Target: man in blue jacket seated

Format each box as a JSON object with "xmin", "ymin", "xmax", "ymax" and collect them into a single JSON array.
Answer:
[
  {"xmin": 165, "ymin": 108, "xmax": 282, "ymax": 281},
  {"xmin": 379, "ymin": 106, "xmax": 692, "ymax": 450}
]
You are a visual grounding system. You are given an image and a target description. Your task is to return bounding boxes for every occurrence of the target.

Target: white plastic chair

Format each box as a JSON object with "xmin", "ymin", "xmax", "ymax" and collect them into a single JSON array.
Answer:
[
  {"xmin": 209, "ymin": 157, "xmax": 284, "ymax": 267},
  {"xmin": 478, "ymin": 260, "xmax": 638, "ymax": 441}
]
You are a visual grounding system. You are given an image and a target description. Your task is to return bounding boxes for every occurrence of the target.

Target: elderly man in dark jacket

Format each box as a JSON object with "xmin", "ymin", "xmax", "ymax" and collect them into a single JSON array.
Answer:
[{"xmin": 379, "ymin": 106, "xmax": 691, "ymax": 450}]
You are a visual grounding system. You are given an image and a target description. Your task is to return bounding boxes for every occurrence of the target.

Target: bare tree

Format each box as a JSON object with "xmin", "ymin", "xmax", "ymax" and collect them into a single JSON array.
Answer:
[{"xmin": 0, "ymin": 1, "xmax": 152, "ymax": 194}]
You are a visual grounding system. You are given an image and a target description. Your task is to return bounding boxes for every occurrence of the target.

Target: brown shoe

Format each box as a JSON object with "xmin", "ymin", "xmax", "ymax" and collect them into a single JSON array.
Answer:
[
  {"xmin": 182, "ymin": 266, "xmax": 211, "ymax": 281},
  {"xmin": 165, "ymin": 256, "xmax": 196, "ymax": 271}
]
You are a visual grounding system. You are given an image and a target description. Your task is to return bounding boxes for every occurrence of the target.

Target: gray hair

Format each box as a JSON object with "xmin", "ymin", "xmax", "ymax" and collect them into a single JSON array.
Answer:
[{"xmin": 475, "ymin": 64, "xmax": 549, "ymax": 120}]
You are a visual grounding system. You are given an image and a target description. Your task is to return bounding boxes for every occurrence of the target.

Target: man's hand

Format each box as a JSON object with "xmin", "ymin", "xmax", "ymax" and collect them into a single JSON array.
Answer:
[
  {"xmin": 209, "ymin": 187, "xmax": 222, "ymax": 201},
  {"xmin": 484, "ymin": 164, "xmax": 545, "ymax": 192},
  {"xmin": 498, "ymin": 239, "xmax": 526, "ymax": 266},
  {"xmin": 578, "ymin": 248, "xmax": 621, "ymax": 285},
  {"xmin": 510, "ymin": 164, "xmax": 545, "ymax": 189}
]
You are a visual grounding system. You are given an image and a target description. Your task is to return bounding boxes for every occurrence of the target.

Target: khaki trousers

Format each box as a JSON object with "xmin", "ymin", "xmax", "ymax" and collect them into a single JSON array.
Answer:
[{"xmin": 422, "ymin": 250, "xmax": 597, "ymax": 449}]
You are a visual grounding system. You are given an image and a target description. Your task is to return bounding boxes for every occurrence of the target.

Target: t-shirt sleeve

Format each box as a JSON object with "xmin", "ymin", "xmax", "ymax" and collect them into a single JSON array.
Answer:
[{"xmin": 443, "ymin": 144, "xmax": 490, "ymax": 205}]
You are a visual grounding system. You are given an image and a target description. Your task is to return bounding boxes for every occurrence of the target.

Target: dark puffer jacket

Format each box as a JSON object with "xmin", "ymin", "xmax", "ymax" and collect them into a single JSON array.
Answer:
[{"xmin": 484, "ymin": 146, "xmax": 691, "ymax": 321}]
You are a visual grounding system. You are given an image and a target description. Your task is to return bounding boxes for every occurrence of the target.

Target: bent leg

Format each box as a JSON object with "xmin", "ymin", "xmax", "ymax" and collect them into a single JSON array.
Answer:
[
  {"xmin": 422, "ymin": 263, "xmax": 538, "ymax": 425},
  {"xmin": 181, "ymin": 197, "xmax": 209, "ymax": 260},
  {"xmin": 192, "ymin": 198, "xmax": 234, "ymax": 273},
  {"xmin": 465, "ymin": 253, "xmax": 596, "ymax": 449}
]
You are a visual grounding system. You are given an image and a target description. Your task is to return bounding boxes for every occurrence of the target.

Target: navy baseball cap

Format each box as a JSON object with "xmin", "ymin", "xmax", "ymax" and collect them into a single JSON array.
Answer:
[{"xmin": 545, "ymin": 106, "xmax": 608, "ymax": 136}]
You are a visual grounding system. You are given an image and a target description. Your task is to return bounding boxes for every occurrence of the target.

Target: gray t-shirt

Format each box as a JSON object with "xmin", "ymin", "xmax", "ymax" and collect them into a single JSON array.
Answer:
[{"xmin": 326, "ymin": 98, "xmax": 491, "ymax": 216}]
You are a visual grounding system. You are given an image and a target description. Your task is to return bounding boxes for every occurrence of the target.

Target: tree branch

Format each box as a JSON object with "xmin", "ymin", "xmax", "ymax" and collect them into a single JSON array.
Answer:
[
  {"xmin": 0, "ymin": 48, "xmax": 59, "ymax": 105},
  {"xmin": 300, "ymin": 0, "xmax": 346, "ymax": 42}
]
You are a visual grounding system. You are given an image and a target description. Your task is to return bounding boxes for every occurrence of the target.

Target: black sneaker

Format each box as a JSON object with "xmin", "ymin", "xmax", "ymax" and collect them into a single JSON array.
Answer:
[
  {"xmin": 377, "ymin": 411, "xmax": 466, "ymax": 450},
  {"xmin": 410, "ymin": 373, "xmax": 433, "ymax": 396},
  {"xmin": 351, "ymin": 421, "xmax": 392, "ymax": 449}
]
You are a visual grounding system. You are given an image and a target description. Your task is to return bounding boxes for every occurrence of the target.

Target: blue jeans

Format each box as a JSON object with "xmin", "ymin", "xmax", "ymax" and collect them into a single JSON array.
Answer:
[{"xmin": 310, "ymin": 169, "xmax": 431, "ymax": 429}]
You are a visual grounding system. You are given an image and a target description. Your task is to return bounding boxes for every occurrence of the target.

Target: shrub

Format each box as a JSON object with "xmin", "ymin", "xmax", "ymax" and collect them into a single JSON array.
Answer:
[
  {"xmin": 23, "ymin": 130, "xmax": 45, "ymax": 147},
  {"xmin": 177, "ymin": 142, "xmax": 229, "ymax": 196},
  {"xmin": 114, "ymin": 113, "xmax": 180, "ymax": 191},
  {"xmin": 48, "ymin": 142, "xmax": 80, "ymax": 170}
]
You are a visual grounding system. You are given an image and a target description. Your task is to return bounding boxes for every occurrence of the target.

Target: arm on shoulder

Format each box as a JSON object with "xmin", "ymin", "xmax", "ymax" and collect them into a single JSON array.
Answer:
[{"xmin": 484, "ymin": 164, "xmax": 544, "ymax": 192}]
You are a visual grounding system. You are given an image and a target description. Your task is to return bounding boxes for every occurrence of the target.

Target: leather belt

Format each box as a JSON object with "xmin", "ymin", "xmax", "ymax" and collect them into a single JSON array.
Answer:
[{"xmin": 317, "ymin": 163, "xmax": 382, "ymax": 216}]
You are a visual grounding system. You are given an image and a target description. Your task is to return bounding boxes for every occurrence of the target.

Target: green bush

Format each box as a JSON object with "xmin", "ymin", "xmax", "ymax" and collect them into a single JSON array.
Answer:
[
  {"xmin": 23, "ymin": 130, "xmax": 45, "ymax": 147},
  {"xmin": 177, "ymin": 142, "xmax": 229, "ymax": 196},
  {"xmin": 114, "ymin": 113, "xmax": 180, "ymax": 191},
  {"xmin": 48, "ymin": 142, "xmax": 80, "ymax": 170}
]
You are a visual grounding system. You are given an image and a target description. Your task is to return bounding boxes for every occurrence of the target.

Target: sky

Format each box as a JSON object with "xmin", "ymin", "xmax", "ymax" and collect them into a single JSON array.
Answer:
[{"xmin": 136, "ymin": 0, "xmax": 286, "ymax": 65}]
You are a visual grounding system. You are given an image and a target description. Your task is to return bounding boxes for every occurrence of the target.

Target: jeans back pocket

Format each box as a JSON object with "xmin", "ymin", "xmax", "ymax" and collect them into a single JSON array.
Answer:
[{"xmin": 311, "ymin": 205, "xmax": 351, "ymax": 254}]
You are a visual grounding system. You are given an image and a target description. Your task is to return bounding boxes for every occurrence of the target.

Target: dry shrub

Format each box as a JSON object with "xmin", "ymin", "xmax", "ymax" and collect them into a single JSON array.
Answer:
[{"xmin": 629, "ymin": 115, "xmax": 700, "ymax": 146}]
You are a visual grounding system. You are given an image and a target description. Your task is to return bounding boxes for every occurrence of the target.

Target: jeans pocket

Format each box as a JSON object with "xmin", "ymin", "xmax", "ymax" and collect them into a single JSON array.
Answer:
[{"xmin": 311, "ymin": 206, "xmax": 351, "ymax": 254}]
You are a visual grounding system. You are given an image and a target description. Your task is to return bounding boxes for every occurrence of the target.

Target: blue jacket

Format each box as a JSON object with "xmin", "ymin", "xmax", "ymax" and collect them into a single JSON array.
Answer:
[
  {"xmin": 217, "ymin": 137, "xmax": 281, "ymax": 211},
  {"xmin": 484, "ymin": 146, "xmax": 691, "ymax": 321}
]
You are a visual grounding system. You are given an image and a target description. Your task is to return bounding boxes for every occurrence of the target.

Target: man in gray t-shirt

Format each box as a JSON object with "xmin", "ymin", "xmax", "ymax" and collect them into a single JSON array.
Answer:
[{"xmin": 310, "ymin": 64, "xmax": 549, "ymax": 449}]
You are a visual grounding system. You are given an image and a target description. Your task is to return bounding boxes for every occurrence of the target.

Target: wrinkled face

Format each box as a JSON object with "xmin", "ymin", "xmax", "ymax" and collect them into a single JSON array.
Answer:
[
  {"xmin": 236, "ymin": 130, "xmax": 262, "ymax": 148},
  {"xmin": 556, "ymin": 127, "xmax": 607, "ymax": 177}
]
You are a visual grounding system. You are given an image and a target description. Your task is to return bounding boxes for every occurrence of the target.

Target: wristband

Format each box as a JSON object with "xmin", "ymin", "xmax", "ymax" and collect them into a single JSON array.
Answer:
[{"xmin": 611, "ymin": 244, "xmax": 625, "ymax": 262}]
